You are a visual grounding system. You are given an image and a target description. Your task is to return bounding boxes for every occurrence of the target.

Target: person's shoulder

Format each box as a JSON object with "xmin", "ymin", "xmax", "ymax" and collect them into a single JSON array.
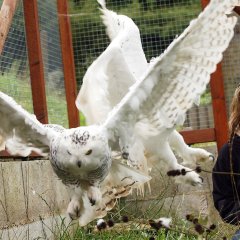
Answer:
[
  {"xmin": 213, "ymin": 142, "xmax": 230, "ymax": 171},
  {"xmin": 218, "ymin": 142, "xmax": 229, "ymax": 157}
]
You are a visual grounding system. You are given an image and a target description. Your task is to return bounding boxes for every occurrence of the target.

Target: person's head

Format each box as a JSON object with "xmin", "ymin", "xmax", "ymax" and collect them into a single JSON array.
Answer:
[{"xmin": 229, "ymin": 86, "xmax": 240, "ymax": 138}]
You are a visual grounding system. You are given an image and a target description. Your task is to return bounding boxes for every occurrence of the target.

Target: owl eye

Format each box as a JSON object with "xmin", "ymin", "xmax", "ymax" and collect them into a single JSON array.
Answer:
[
  {"xmin": 85, "ymin": 149, "xmax": 92, "ymax": 155},
  {"xmin": 67, "ymin": 150, "xmax": 72, "ymax": 155}
]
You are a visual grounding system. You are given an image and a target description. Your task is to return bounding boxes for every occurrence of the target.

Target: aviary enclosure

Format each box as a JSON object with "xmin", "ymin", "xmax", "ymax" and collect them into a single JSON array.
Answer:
[{"xmin": 0, "ymin": 0, "xmax": 240, "ymax": 239}]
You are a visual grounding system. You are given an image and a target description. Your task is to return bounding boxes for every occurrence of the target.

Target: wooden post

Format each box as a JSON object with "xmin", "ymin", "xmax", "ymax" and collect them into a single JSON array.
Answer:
[
  {"xmin": 23, "ymin": 0, "xmax": 48, "ymax": 124},
  {"xmin": 200, "ymin": 0, "xmax": 209, "ymax": 9},
  {"xmin": 200, "ymin": 0, "xmax": 228, "ymax": 150},
  {"xmin": 209, "ymin": 65, "xmax": 229, "ymax": 150},
  {"xmin": 0, "ymin": 0, "xmax": 19, "ymax": 54},
  {"xmin": 57, "ymin": 0, "xmax": 80, "ymax": 128},
  {"xmin": 234, "ymin": 7, "xmax": 240, "ymax": 15}
]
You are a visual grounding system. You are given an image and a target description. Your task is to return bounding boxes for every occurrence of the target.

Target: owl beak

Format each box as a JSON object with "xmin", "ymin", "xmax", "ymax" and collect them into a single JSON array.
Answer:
[{"xmin": 77, "ymin": 160, "xmax": 82, "ymax": 168}]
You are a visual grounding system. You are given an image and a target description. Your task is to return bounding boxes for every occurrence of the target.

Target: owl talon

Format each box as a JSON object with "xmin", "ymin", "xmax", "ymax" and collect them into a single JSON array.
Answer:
[
  {"xmin": 67, "ymin": 198, "xmax": 81, "ymax": 220},
  {"xmin": 89, "ymin": 198, "xmax": 96, "ymax": 206},
  {"xmin": 87, "ymin": 186, "xmax": 102, "ymax": 206},
  {"xmin": 69, "ymin": 209, "xmax": 80, "ymax": 220},
  {"xmin": 209, "ymin": 154, "xmax": 215, "ymax": 161},
  {"xmin": 122, "ymin": 152, "xmax": 129, "ymax": 159}
]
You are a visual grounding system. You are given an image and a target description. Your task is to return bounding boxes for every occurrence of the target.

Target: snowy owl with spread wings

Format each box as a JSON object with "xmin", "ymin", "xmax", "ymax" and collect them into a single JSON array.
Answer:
[
  {"xmin": 0, "ymin": 0, "xmax": 239, "ymax": 227},
  {"xmin": 76, "ymin": 1, "xmax": 239, "ymax": 183},
  {"xmin": 0, "ymin": 93, "xmax": 151, "ymax": 225}
]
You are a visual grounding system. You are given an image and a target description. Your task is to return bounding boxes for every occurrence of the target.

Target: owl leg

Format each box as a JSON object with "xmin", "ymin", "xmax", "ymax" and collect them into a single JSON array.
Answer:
[
  {"xmin": 67, "ymin": 194, "xmax": 81, "ymax": 220},
  {"xmin": 87, "ymin": 185, "xmax": 102, "ymax": 206},
  {"xmin": 151, "ymin": 140, "xmax": 203, "ymax": 186},
  {"xmin": 168, "ymin": 130, "xmax": 214, "ymax": 167}
]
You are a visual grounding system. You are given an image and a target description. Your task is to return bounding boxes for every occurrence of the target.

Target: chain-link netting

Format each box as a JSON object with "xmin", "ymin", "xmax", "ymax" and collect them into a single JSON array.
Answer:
[
  {"xmin": 0, "ymin": 0, "xmax": 32, "ymax": 112},
  {"xmin": 70, "ymin": 0, "xmax": 214, "ymax": 130},
  {"xmin": 37, "ymin": 0, "xmax": 68, "ymax": 127},
  {"xmin": 0, "ymin": 0, "xmax": 68, "ymax": 127},
  {"xmin": 222, "ymin": 18, "xmax": 240, "ymax": 117}
]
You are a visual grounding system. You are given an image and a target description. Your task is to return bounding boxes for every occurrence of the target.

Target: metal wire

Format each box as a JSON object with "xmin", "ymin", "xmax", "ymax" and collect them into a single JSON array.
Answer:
[
  {"xmin": 222, "ymin": 18, "xmax": 240, "ymax": 118},
  {"xmin": 0, "ymin": 0, "xmax": 32, "ymax": 112},
  {"xmin": 37, "ymin": 0, "xmax": 68, "ymax": 127},
  {"xmin": 0, "ymin": 0, "xmax": 69, "ymax": 127},
  {"xmin": 70, "ymin": 0, "xmax": 214, "ymax": 130}
]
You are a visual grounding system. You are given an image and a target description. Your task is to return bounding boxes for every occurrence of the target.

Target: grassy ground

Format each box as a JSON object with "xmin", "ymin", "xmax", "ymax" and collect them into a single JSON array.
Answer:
[
  {"xmin": 48, "ymin": 189, "xmax": 236, "ymax": 240},
  {"xmin": 0, "ymin": 66, "xmax": 86, "ymax": 127},
  {"xmin": 53, "ymin": 214, "xmax": 233, "ymax": 240},
  {"xmin": 56, "ymin": 219, "xmax": 199, "ymax": 240}
]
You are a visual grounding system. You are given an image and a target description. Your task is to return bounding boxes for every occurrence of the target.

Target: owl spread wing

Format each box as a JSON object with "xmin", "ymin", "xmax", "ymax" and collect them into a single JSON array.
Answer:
[
  {"xmin": 76, "ymin": 45, "xmax": 136, "ymax": 125},
  {"xmin": 0, "ymin": 91, "xmax": 55, "ymax": 156},
  {"xmin": 103, "ymin": 0, "xmax": 239, "ymax": 139},
  {"xmin": 75, "ymin": 0, "xmax": 148, "ymax": 125}
]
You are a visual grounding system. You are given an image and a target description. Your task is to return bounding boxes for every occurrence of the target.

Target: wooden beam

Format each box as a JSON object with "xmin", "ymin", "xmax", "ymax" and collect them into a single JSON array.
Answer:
[
  {"xmin": 209, "ymin": 64, "xmax": 228, "ymax": 150},
  {"xmin": 234, "ymin": 7, "xmax": 240, "ymax": 15},
  {"xmin": 202, "ymin": 0, "xmax": 240, "ymax": 15},
  {"xmin": 200, "ymin": 0, "xmax": 229, "ymax": 151},
  {"xmin": 23, "ymin": 0, "xmax": 48, "ymax": 124},
  {"xmin": 0, "ymin": 0, "xmax": 19, "ymax": 54},
  {"xmin": 201, "ymin": 0, "xmax": 209, "ymax": 9},
  {"xmin": 57, "ymin": 0, "xmax": 80, "ymax": 128},
  {"xmin": 180, "ymin": 128, "xmax": 216, "ymax": 145},
  {"xmin": 0, "ymin": 150, "xmax": 40, "ymax": 158}
]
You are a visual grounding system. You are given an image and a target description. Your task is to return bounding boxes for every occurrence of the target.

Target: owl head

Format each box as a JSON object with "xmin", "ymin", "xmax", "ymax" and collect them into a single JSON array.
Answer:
[{"xmin": 50, "ymin": 125, "xmax": 111, "ymax": 178}]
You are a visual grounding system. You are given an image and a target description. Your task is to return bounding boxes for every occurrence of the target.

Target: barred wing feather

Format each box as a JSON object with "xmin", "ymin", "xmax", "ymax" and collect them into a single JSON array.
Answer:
[
  {"xmin": 0, "ymin": 92, "xmax": 54, "ymax": 156},
  {"xmin": 103, "ymin": 0, "xmax": 239, "ymax": 137}
]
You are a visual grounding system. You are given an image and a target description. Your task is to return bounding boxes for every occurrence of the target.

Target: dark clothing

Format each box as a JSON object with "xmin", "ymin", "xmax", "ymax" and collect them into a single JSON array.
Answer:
[
  {"xmin": 212, "ymin": 134, "xmax": 240, "ymax": 225},
  {"xmin": 232, "ymin": 230, "xmax": 240, "ymax": 240}
]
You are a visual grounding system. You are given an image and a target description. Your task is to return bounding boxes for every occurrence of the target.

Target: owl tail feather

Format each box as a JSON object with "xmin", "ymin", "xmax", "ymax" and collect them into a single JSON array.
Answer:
[{"xmin": 78, "ymin": 160, "xmax": 151, "ymax": 226}]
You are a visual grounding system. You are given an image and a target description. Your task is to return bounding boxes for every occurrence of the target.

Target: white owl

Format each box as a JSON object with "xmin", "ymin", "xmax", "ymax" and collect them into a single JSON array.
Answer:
[
  {"xmin": 76, "ymin": 0, "xmax": 239, "ymax": 185},
  {"xmin": 0, "ymin": 93, "xmax": 151, "ymax": 225},
  {"xmin": 0, "ymin": 0, "xmax": 239, "ymax": 226}
]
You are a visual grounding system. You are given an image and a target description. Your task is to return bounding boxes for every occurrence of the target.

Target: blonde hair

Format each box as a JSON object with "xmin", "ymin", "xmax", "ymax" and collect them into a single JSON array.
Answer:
[{"xmin": 229, "ymin": 86, "xmax": 240, "ymax": 139}]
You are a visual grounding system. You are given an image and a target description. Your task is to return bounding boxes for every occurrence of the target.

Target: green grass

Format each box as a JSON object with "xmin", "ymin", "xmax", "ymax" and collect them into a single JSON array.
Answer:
[
  {"xmin": 0, "ymin": 65, "xmax": 86, "ymax": 128},
  {"xmin": 54, "ymin": 214, "xmax": 234, "ymax": 240},
  {"xmin": 0, "ymin": 70, "xmax": 33, "ymax": 111},
  {"xmin": 69, "ymin": 228, "xmax": 195, "ymax": 240},
  {"xmin": 56, "ymin": 219, "xmax": 198, "ymax": 240},
  {"xmin": 32, "ymin": 188, "xmax": 237, "ymax": 240},
  {"xmin": 50, "ymin": 177, "xmax": 234, "ymax": 240}
]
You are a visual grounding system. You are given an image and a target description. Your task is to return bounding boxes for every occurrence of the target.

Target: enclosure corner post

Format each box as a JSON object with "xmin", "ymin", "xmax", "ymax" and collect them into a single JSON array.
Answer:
[
  {"xmin": 57, "ymin": 0, "xmax": 80, "ymax": 128},
  {"xmin": 200, "ymin": 0, "xmax": 209, "ymax": 9},
  {"xmin": 209, "ymin": 64, "xmax": 228, "ymax": 151},
  {"xmin": 0, "ymin": 0, "xmax": 19, "ymax": 55},
  {"xmin": 234, "ymin": 7, "xmax": 240, "ymax": 15},
  {"xmin": 201, "ymin": 0, "xmax": 228, "ymax": 151},
  {"xmin": 23, "ymin": 0, "xmax": 48, "ymax": 124}
]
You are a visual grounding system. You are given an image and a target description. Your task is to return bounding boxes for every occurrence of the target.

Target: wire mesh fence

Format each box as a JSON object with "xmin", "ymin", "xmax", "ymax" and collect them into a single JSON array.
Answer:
[
  {"xmin": 37, "ymin": 0, "xmax": 68, "ymax": 127},
  {"xmin": 0, "ymin": 0, "xmax": 69, "ymax": 127},
  {"xmin": 222, "ymin": 18, "xmax": 240, "ymax": 117},
  {"xmin": 0, "ymin": 0, "xmax": 32, "ymax": 112},
  {"xmin": 70, "ymin": 0, "xmax": 214, "ymax": 130}
]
